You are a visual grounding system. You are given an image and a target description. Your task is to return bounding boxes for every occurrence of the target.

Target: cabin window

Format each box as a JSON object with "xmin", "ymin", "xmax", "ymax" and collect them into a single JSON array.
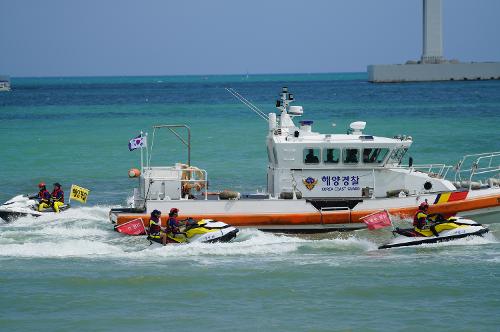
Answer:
[
  {"xmin": 363, "ymin": 148, "xmax": 390, "ymax": 164},
  {"xmin": 388, "ymin": 148, "xmax": 408, "ymax": 164},
  {"xmin": 343, "ymin": 149, "xmax": 359, "ymax": 164},
  {"xmin": 323, "ymin": 148, "xmax": 340, "ymax": 164},
  {"xmin": 303, "ymin": 148, "xmax": 320, "ymax": 164}
]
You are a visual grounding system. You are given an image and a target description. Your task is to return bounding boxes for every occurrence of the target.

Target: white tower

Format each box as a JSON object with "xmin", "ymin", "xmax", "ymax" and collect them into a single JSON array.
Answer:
[{"xmin": 421, "ymin": 0, "xmax": 443, "ymax": 63}]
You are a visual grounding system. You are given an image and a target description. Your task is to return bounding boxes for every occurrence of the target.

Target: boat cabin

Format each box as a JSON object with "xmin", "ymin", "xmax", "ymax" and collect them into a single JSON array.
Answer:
[{"xmin": 266, "ymin": 87, "xmax": 455, "ymax": 199}]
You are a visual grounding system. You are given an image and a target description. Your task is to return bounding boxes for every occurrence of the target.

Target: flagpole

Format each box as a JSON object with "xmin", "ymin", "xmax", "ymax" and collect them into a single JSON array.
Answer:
[
  {"xmin": 385, "ymin": 209, "xmax": 395, "ymax": 231},
  {"xmin": 140, "ymin": 131, "xmax": 144, "ymax": 172},
  {"xmin": 145, "ymin": 132, "xmax": 149, "ymax": 170}
]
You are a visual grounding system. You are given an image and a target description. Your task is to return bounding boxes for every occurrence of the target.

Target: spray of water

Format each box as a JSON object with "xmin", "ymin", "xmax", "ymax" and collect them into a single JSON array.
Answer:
[{"xmin": 0, "ymin": 206, "xmax": 497, "ymax": 261}]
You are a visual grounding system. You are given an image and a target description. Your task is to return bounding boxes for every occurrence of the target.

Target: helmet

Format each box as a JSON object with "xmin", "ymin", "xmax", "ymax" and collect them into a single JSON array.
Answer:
[
  {"xmin": 170, "ymin": 208, "xmax": 179, "ymax": 214},
  {"xmin": 38, "ymin": 182, "xmax": 46, "ymax": 188},
  {"xmin": 151, "ymin": 209, "xmax": 161, "ymax": 217},
  {"xmin": 419, "ymin": 202, "xmax": 429, "ymax": 210},
  {"xmin": 53, "ymin": 182, "xmax": 61, "ymax": 188}
]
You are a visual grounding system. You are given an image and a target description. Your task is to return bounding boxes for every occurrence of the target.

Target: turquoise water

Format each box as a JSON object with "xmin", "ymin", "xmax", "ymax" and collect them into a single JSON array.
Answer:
[{"xmin": 1, "ymin": 73, "xmax": 499, "ymax": 331}]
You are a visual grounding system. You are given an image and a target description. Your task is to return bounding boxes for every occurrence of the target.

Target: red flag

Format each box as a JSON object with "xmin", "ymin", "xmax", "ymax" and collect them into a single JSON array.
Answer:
[
  {"xmin": 114, "ymin": 218, "xmax": 146, "ymax": 235},
  {"xmin": 361, "ymin": 210, "xmax": 392, "ymax": 230}
]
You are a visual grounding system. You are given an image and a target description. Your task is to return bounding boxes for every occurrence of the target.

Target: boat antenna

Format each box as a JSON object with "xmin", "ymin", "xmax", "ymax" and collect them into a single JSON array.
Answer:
[{"xmin": 225, "ymin": 87, "xmax": 269, "ymax": 122}]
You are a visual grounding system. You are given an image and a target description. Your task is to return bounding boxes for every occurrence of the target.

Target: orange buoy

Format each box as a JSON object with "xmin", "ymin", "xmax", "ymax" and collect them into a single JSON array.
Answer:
[{"xmin": 128, "ymin": 168, "xmax": 141, "ymax": 178}]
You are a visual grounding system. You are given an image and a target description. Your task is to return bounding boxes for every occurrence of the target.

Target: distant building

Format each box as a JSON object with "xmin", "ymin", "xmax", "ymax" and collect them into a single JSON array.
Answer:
[
  {"xmin": 0, "ymin": 75, "xmax": 10, "ymax": 91},
  {"xmin": 368, "ymin": 0, "xmax": 500, "ymax": 83}
]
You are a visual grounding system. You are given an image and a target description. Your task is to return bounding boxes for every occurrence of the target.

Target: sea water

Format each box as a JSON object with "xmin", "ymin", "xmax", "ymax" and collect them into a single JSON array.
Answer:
[{"xmin": 0, "ymin": 74, "xmax": 499, "ymax": 331}]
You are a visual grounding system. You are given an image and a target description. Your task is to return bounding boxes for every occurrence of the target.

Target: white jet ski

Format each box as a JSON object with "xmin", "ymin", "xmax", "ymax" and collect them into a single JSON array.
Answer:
[
  {"xmin": 0, "ymin": 195, "xmax": 70, "ymax": 222},
  {"xmin": 379, "ymin": 216, "xmax": 489, "ymax": 249},
  {"xmin": 148, "ymin": 219, "xmax": 239, "ymax": 245}
]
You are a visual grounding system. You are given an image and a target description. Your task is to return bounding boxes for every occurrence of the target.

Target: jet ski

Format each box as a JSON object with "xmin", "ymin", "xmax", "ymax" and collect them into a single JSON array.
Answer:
[
  {"xmin": 379, "ymin": 216, "xmax": 489, "ymax": 249},
  {"xmin": 148, "ymin": 219, "xmax": 239, "ymax": 245},
  {"xmin": 0, "ymin": 195, "xmax": 70, "ymax": 222}
]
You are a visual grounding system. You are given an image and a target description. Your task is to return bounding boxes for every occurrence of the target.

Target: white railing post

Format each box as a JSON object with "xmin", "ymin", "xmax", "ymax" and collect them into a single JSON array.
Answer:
[{"xmin": 372, "ymin": 169, "xmax": 376, "ymax": 199}]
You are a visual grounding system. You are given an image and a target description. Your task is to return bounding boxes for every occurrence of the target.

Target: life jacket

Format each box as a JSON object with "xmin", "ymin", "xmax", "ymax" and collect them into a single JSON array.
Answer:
[
  {"xmin": 413, "ymin": 211, "xmax": 427, "ymax": 229},
  {"xmin": 167, "ymin": 216, "xmax": 180, "ymax": 234},
  {"xmin": 149, "ymin": 217, "xmax": 161, "ymax": 238},
  {"xmin": 52, "ymin": 188, "xmax": 64, "ymax": 203},
  {"xmin": 38, "ymin": 189, "xmax": 51, "ymax": 202}
]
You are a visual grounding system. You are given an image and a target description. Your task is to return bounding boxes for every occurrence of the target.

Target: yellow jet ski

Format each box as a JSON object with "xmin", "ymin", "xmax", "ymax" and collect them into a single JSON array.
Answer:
[
  {"xmin": 379, "ymin": 216, "xmax": 489, "ymax": 249},
  {"xmin": 149, "ymin": 219, "xmax": 239, "ymax": 245},
  {"xmin": 0, "ymin": 195, "xmax": 70, "ymax": 222}
]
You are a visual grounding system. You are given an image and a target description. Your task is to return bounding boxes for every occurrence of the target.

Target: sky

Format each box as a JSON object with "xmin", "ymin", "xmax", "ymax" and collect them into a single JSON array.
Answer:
[{"xmin": 1, "ymin": 0, "xmax": 499, "ymax": 77}]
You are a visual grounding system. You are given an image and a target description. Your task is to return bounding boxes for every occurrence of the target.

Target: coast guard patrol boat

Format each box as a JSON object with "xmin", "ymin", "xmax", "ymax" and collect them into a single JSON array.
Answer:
[{"xmin": 110, "ymin": 87, "xmax": 500, "ymax": 232}]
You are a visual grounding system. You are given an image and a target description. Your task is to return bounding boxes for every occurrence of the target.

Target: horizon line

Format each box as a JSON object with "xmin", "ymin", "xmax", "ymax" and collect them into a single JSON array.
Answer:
[{"xmin": 7, "ymin": 70, "xmax": 367, "ymax": 80}]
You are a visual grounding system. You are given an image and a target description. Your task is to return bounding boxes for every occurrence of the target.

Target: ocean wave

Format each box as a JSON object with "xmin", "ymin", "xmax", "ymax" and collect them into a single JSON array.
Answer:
[
  {"xmin": 0, "ymin": 239, "xmax": 123, "ymax": 258},
  {"xmin": 0, "ymin": 206, "xmax": 498, "ymax": 261}
]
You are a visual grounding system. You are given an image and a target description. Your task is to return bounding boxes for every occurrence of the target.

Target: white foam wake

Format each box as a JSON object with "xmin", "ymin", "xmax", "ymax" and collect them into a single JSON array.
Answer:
[
  {"xmin": 0, "ymin": 206, "xmax": 376, "ymax": 260},
  {"xmin": 1, "ymin": 206, "xmax": 497, "ymax": 261},
  {"xmin": 0, "ymin": 240, "xmax": 123, "ymax": 258}
]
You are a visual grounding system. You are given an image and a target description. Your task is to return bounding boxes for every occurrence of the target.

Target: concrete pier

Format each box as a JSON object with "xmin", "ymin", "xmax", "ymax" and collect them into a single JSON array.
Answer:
[{"xmin": 368, "ymin": 63, "xmax": 500, "ymax": 83}]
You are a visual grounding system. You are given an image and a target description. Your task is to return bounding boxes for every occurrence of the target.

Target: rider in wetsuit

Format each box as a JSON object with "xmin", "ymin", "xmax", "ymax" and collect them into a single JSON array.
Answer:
[
  {"xmin": 51, "ymin": 183, "xmax": 64, "ymax": 213},
  {"xmin": 167, "ymin": 208, "xmax": 182, "ymax": 235},
  {"xmin": 148, "ymin": 209, "xmax": 167, "ymax": 245},
  {"xmin": 37, "ymin": 183, "xmax": 52, "ymax": 212},
  {"xmin": 413, "ymin": 201, "xmax": 439, "ymax": 237}
]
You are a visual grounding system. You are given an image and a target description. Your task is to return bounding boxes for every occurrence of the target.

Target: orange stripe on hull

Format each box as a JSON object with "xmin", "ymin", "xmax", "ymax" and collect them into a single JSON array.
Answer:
[
  {"xmin": 116, "ymin": 212, "xmax": 351, "ymax": 228},
  {"xmin": 113, "ymin": 193, "xmax": 500, "ymax": 228}
]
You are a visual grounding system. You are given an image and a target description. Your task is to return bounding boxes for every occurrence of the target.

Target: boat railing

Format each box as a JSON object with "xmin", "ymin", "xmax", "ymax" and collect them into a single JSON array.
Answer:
[
  {"xmin": 394, "ymin": 164, "xmax": 453, "ymax": 178},
  {"xmin": 143, "ymin": 166, "xmax": 182, "ymax": 179},
  {"xmin": 453, "ymin": 152, "xmax": 500, "ymax": 187},
  {"xmin": 393, "ymin": 153, "xmax": 499, "ymax": 186}
]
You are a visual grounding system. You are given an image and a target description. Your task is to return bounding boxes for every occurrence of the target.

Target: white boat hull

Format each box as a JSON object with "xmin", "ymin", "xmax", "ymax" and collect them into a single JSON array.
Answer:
[{"xmin": 110, "ymin": 188, "xmax": 500, "ymax": 232}]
